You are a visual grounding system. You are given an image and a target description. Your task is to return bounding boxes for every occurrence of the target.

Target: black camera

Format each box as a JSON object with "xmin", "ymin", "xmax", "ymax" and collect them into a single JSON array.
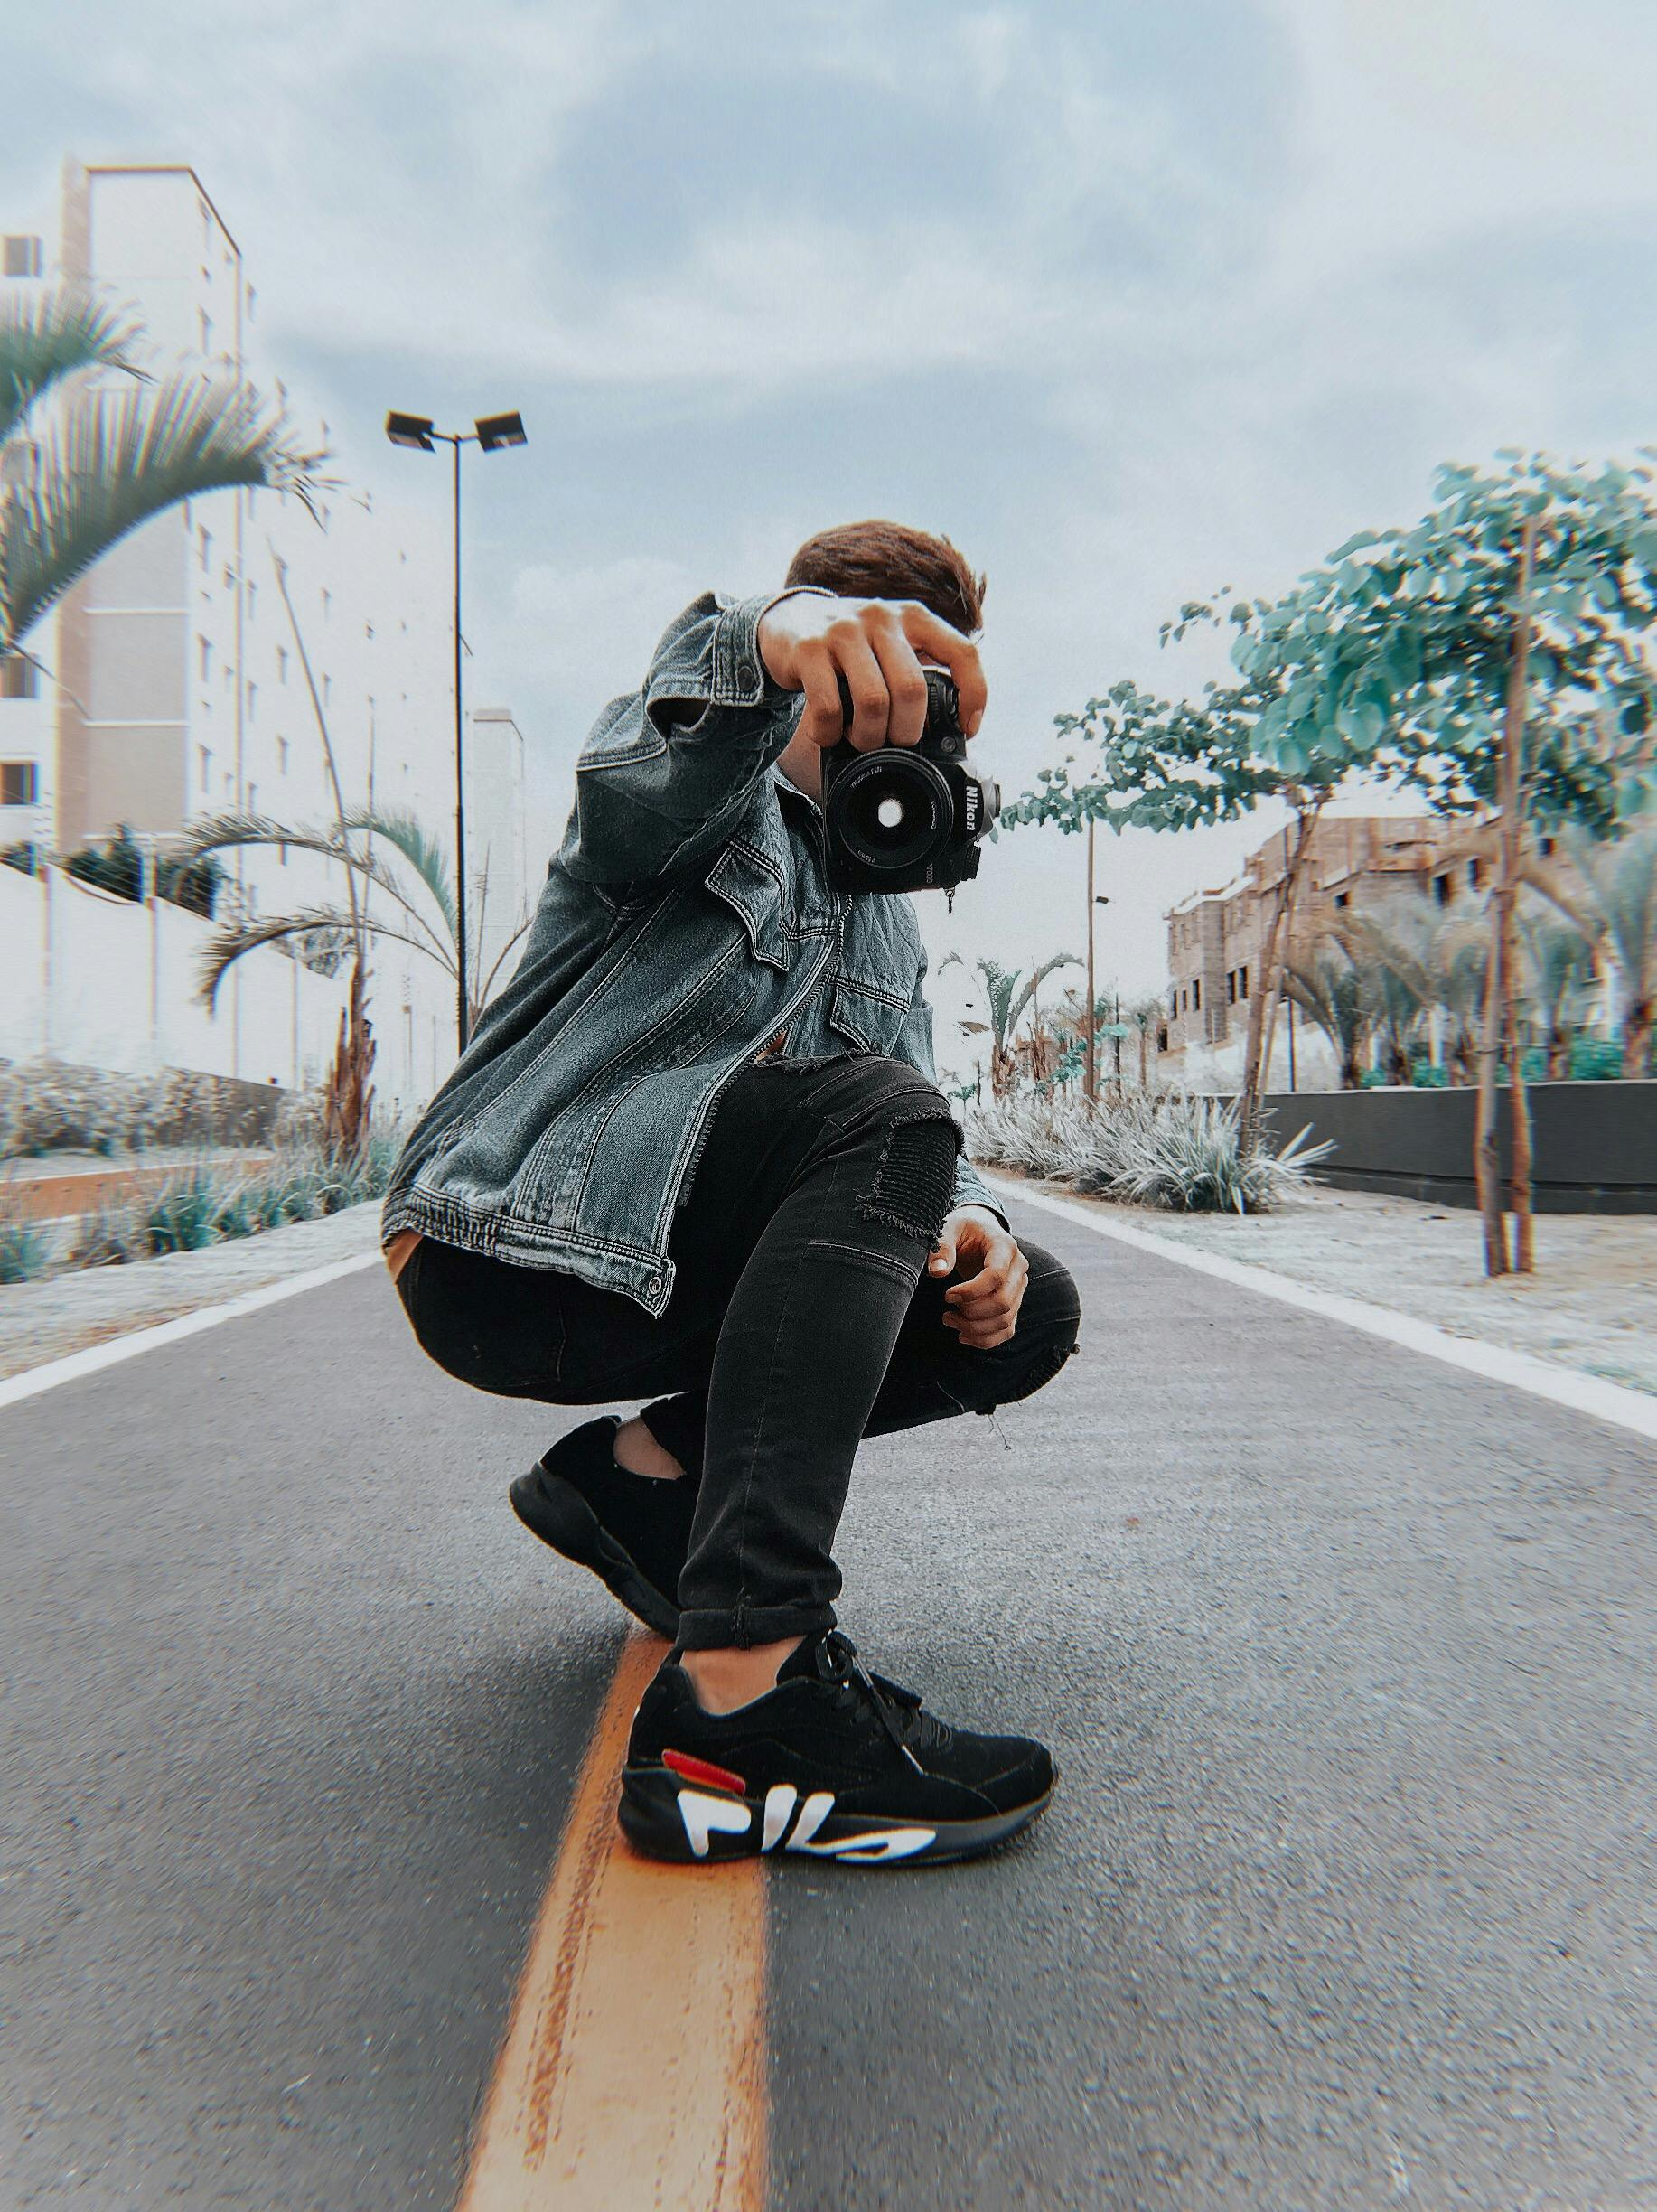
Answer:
[{"xmin": 820, "ymin": 668, "xmax": 999, "ymax": 895}]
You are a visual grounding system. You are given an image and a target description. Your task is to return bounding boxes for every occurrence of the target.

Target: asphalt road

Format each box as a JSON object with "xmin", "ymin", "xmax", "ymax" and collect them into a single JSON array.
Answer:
[{"xmin": 5, "ymin": 1204, "xmax": 1656, "ymax": 2209}]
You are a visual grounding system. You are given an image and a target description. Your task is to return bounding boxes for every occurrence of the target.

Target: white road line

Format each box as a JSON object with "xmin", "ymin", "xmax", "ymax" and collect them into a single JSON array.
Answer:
[
  {"xmin": 0, "ymin": 1251, "xmax": 383, "ymax": 1411},
  {"xmin": 989, "ymin": 1176, "xmax": 1657, "ymax": 1447}
]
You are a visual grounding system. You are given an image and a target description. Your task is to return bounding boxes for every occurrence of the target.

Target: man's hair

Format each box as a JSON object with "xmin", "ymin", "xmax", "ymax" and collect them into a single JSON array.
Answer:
[{"xmin": 785, "ymin": 520, "xmax": 986, "ymax": 638}]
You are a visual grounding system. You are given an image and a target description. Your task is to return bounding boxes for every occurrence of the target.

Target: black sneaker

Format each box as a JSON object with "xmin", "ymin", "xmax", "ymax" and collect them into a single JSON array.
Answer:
[
  {"xmin": 509, "ymin": 1416, "xmax": 696, "ymax": 1638},
  {"xmin": 618, "ymin": 1628, "xmax": 1055, "ymax": 1867}
]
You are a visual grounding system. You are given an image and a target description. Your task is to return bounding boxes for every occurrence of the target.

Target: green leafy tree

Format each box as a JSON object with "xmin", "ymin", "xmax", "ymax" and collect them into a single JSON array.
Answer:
[
  {"xmin": 1002, "ymin": 604, "xmax": 1372, "ymax": 1143},
  {"xmin": 1235, "ymin": 455, "xmax": 1655, "ymax": 1271},
  {"xmin": 1515, "ymin": 900, "xmax": 1597, "ymax": 1080},
  {"xmin": 1283, "ymin": 949, "xmax": 1370, "ymax": 1092}
]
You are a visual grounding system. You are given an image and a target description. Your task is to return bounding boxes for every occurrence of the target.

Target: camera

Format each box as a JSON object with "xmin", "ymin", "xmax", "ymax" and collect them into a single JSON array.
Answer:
[{"xmin": 820, "ymin": 668, "xmax": 999, "ymax": 895}]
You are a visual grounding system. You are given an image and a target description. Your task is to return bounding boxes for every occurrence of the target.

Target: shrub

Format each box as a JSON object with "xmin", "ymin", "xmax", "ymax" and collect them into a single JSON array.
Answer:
[
  {"xmin": 143, "ymin": 1172, "xmax": 222, "ymax": 1254},
  {"xmin": 0, "ymin": 1212, "xmax": 53, "ymax": 1284},
  {"xmin": 0, "ymin": 1060, "xmax": 173, "ymax": 1158},
  {"xmin": 69, "ymin": 1204, "xmax": 145, "ymax": 1269},
  {"xmin": 969, "ymin": 1092, "xmax": 1330, "ymax": 1214}
]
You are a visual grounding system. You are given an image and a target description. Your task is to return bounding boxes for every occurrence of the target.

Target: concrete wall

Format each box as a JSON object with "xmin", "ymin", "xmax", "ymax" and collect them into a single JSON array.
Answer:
[
  {"xmin": 1252, "ymin": 1083, "xmax": 1657, "ymax": 1214},
  {"xmin": 0, "ymin": 860, "xmax": 437, "ymax": 1110}
]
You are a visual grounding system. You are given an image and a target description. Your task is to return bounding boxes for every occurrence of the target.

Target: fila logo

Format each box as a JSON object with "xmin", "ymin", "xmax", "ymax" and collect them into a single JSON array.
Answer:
[{"xmin": 674, "ymin": 1783, "xmax": 935, "ymax": 1863}]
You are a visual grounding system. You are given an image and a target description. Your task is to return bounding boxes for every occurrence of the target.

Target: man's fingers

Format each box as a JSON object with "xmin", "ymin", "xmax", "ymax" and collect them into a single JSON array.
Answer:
[
  {"xmin": 929, "ymin": 1230, "xmax": 957, "ymax": 1277},
  {"xmin": 830, "ymin": 629, "xmax": 891, "ymax": 752},
  {"xmin": 867, "ymin": 624, "xmax": 929, "ymax": 749},
  {"xmin": 795, "ymin": 642, "xmax": 846, "ymax": 751},
  {"xmin": 899, "ymin": 602, "xmax": 987, "ymax": 736}
]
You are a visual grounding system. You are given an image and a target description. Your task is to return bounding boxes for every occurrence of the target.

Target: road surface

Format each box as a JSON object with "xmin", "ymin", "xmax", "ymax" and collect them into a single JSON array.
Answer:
[{"xmin": 4, "ymin": 1201, "xmax": 1655, "ymax": 2208}]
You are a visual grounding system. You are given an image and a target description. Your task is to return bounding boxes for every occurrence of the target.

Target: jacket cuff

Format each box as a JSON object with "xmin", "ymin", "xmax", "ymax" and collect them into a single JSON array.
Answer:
[
  {"xmin": 950, "ymin": 1158, "xmax": 1010, "ymax": 1233},
  {"xmin": 712, "ymin": 586, "xmax": 834, "ymax": 709}
]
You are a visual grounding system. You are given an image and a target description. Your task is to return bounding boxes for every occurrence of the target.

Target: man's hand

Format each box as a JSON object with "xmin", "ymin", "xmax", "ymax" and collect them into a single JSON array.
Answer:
[
  {"xmin": 757, "ymin": 593, "xmax": 987, "ymax": 755},
  {"xmin": 928, "ymin": 1205, "xmax": 1026, "ymax": 1349}
]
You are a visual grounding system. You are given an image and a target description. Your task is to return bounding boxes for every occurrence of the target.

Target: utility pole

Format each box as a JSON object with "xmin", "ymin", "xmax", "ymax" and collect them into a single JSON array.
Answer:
[{"xmin": 1084, "ymin": 816, "xmax": 1097, "ymax": 1102}]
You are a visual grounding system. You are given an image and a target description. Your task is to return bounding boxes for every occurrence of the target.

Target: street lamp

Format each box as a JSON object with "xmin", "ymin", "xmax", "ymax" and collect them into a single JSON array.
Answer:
[
  {"xmin": 1084, "ymin": 823, "xmax": 1111, "ymax": 1101},
  {"xmin": 384, "ymin": 408, "xmax": 528, "ymax": 1053}
]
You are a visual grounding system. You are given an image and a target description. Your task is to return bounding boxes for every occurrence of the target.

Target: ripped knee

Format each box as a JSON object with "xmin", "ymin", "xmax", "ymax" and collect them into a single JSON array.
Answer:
[{"xmin": 857, "ymin": 1104, "xmax": 960, "ymax": 1249}]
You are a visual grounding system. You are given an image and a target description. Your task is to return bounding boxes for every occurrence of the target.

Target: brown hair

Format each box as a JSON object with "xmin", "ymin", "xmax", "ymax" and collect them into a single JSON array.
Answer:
[{"xmin": 785, "ymin": 520, "xmax": 986, "ymax": 637}]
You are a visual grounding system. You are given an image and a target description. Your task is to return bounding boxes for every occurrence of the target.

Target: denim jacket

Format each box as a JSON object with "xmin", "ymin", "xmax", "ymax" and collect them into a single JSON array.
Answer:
[{"xmin": 381, "ymin": 589, "xmax": 1002, "ymax": 1317}]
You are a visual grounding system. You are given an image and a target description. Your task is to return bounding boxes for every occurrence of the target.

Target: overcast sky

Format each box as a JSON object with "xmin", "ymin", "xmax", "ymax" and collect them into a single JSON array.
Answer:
[{"xmin": 11, "ymin": 0, "xmax": 1657, "ymax": 1078}]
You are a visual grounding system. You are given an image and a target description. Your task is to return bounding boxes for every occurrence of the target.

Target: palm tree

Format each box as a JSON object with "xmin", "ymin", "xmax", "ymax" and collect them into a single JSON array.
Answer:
[
  {"xmin": 1532, "ymin": 823, "xmax": 1657, "ymax": 1078},
  {"xmin": 1128, "ymin": 994, "xmax": 1164, "ymax": 1090},
  {"xmin": 1516, "ymin": 900, "xmax": 1596, "ymax": 1079},
  {"xmin": 181, "ymin": 805, "xmax": 529, "ymax": 1034},
  {"xmin": 940, "ymin": 951, "xmax": 1081, "ymax": 1098},
  {"xmin": 1283, "ymin": 946, "xmax": 1369, "ymax": 1089},
  {"xmin": 1, "ymin": 286, "xmax": 323, "ymax": 660}
]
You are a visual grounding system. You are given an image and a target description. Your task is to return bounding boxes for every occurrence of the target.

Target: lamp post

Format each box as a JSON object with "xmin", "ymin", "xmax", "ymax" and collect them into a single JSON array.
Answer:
[
  {"xmin": 1083, "ymin": 821, "xmax": 1110, "ymax": 1103},
  {"xmin": 385, "ymin": 408, "xmax": 528, "ymax": 1054}
]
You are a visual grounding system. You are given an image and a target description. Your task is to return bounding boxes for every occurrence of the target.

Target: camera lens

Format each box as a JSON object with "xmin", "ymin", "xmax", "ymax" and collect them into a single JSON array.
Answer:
[{"xmin": 831, "ymin": 750, "xmax": 952, "ymax": 875}]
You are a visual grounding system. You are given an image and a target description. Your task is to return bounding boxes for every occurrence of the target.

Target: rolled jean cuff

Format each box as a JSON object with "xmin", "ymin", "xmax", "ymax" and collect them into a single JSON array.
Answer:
[{"xmin": 676, "ymin": 1598, "xmax": 837, "ymax": 1652}]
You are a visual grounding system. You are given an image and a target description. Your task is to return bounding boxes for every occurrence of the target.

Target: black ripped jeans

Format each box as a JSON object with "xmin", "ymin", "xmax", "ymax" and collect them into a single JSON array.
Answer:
[{"xmin": 397, "ymin": 1054, "xmax": 1081, "ymax": 1648}]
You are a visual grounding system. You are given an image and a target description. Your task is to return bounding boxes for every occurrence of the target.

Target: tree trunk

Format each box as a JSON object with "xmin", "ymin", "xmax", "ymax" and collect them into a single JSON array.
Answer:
[
  {"xmin": 1240, "ymin": 802, "xmax": 1323, "ymax": 1149},
  {"xmin": 1474, "ymin": 937, "xmax": 1509, "ymax": 1274},
  {"xmin": 1622, "ymin": 999, "xmax": 1652, "ymax": 1079},
  {"xmin": 322, "ymin": 956, "xmax": 377, "ymax": 1164},
  {"xmin": 1498, "ymin": 517, "xmax": 1538, "ymax": 1274},
  {"xmin": 1545, "ymin": 1024, "xmax": 1569, "ymax": 1082}
]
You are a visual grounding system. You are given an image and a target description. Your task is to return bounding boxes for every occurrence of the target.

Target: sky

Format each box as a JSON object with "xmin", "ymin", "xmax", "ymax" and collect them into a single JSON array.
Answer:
[{"xmin": 10, "ymin": 0, "xmax": 1657, "ymax": 1083}]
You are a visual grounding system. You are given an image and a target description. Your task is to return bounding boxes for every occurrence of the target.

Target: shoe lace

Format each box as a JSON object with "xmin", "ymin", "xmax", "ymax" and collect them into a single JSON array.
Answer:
[{"xmin": 815, "ymin": 1630, "xmax": 952, "ymax": 1767}]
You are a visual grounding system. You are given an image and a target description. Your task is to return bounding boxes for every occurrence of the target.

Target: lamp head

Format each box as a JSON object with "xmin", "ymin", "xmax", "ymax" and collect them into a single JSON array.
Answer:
[
  {"xmin": 475, "ymin": 410, "xmax": 527, "ymax": 452},
  {"xmin": 385, "ymin": 411, "xmax": 436, "ymax": 452}
]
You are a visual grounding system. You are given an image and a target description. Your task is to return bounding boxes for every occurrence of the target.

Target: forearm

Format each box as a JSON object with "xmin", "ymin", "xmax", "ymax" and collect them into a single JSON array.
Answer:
[{"xmin": 563, "ymin": 589, "xmax": 825, "ymax": 886}]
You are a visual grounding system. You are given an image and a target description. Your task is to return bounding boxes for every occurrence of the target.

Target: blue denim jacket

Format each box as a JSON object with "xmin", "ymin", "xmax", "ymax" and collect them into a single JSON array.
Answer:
[{"xmin": 381, "ymin": 589, "xmax": 1002, "ymax": 1316}]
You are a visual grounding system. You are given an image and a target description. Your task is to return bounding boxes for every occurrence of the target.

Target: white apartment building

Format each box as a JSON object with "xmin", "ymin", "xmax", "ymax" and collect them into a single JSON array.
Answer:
[{"xmin": 0, "ymin": 162, "xmax": 526, "ymax": 1107}]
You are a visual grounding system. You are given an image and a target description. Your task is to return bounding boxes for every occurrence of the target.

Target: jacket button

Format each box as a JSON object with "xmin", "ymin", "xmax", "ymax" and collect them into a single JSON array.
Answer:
[{"xmin": 738, "ymin": 661, "xmax": 755, "ymax": 687}]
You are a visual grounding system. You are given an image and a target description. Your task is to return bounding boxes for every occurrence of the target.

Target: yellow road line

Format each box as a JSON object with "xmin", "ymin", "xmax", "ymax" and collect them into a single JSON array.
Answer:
[{"xmin": 457, "ymin": 1633, "xmax": 768, "ymax": 2212}]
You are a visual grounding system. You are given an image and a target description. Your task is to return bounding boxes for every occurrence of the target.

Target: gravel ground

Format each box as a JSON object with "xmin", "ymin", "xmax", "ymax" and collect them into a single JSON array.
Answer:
[
  {"xmin": 988, "ymin": 1170, "xmax": 1657, "ymax": 1397},
  {"xmin": 0, "ymin": 1203, "xmax": 383, "ymax": 1380}
]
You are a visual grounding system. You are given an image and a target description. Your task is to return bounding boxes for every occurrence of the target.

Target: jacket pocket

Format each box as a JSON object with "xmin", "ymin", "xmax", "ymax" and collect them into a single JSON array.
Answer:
[
  {"xmin": 703, "ymin": 839, "xmax": 789, "ymax": 970},
  {"xmin": 828, "ymin": 974, "xmax": 911, "ymax": 1054}
]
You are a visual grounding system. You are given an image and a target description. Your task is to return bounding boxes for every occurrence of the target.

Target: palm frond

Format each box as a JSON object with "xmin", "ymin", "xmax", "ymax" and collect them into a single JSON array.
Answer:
[
  {"xmin": 181, "ymin": 809, "xmax": 454, "ymax": 963},
  {"xmin": 0, "ymin": 286, "xmax": 142, "ymax": 444},
  {"xmin": 337, "ymin": 806, "xmax": 457, "ymax": 935},
  {"xmin": 1, "ymin": 371, "xmax": 331, "ymax": 651},
  {"xmin": 197, "ymin": 904, "xmax": 457, "ymax": 1008}
]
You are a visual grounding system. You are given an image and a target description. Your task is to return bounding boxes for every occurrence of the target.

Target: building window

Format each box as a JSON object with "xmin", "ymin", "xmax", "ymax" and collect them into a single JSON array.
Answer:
[
  {"xmin": 321, "ymin": 588, "xmax": 332, "ymax": 622},
  {"xmin": 199, "ymin": 745, "xmax": 213, "ymax": 790},
  {"xmin": 1168, "ymin": 989, "xmax": 1178, "ymax": 1021},
  {"xmin": 276, "ymin": 646, "xmax": 288, "ymax": 683},
  {"xmin": 248, "ymin": 782, "xmax": 257, "ymax": 815},
  {"xmin": 246, "ymin": 680, "xmax": 257, "ymax": 721},
  {"xmin": 322, "ymin": 673, "xmax": 332, "ymax": 706},
  {"xmin": 1, "ymin": 760, "xmax": 38, "ymax": 806},
  {"xmin": 198, "ymin": 307, "xmax": 213, "ymax": 356},
  {"xmin": 1468, "ymin": 858, "xmax": 1483, "ymax": 889},
  {"xmin": 1, "ymin": 654, "xmax": 39, "ymax": 700},
  {"xmin": 1227, "ymin": 971, "xmax": 1238, "ymax": 1006},
  {"xmin": 1540, "ymin": 835, "xmax": 1556, "ymax": 858},
  {"xmin": 247, "ymin": 284, "xmax": 257, "ymax": 322},
  {"xmin": 1334, "ymin": 891, "xmax": 1350, "ymax": 910},
  {"xmin": 3, "ymin": 235, "xmax": 42, "ymax": 278},
  {"xmin": 276, "ymin": 735, "xmax": 289, "ymax": 774},
  {"xmin": 1192, "ymin": 979, "xmax": 1202, "ymax": 1012},
  {"xmin": 246, "ymin": 579, "xmax": 257, "ymax": 621},
  {"xmin": 1434, "ymin": 874, "xmax": 1451, "ymax": 906},
  {"xmin": 199, "ymin": 634, "xmax": 212, "ymax": 681},
  {"xmin": 199, "ymin": 524, "xmax": 212, "ymax": 572},
  {"xmin": 1239, "ymin": 964, "xmax": 1249, "ymax": 1000}
]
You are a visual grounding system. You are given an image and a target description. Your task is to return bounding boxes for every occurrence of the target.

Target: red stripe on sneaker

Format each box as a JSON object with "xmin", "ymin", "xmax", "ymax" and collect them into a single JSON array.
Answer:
[{"xmin": 662, "ymin": 1748, "xmax": 748, "ymax": 1796}]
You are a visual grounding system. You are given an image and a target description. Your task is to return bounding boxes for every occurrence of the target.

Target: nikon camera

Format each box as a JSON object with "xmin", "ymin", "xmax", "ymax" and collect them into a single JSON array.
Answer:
[{"xmin": 820, "ymin": 668, "xmax": 999, "ymax": 895}]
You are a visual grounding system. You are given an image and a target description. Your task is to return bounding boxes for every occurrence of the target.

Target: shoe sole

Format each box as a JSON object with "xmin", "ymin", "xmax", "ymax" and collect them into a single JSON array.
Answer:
[
  {"xmin": 509, "ymin": 1466, "xmax": 680, "ymax": 1639},
  {"xmin": 617, "ymin": 1763, "xmax": 1055, "ymax": 1868}
]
